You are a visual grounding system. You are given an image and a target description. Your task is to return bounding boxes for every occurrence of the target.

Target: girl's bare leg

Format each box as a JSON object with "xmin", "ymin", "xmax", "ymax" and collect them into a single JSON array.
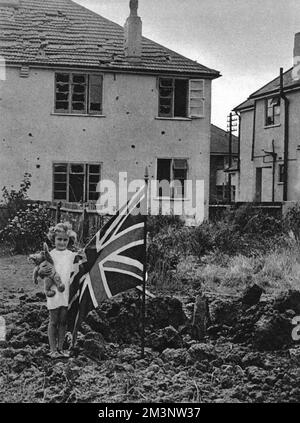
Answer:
[
  {"xmin": 48, "ymin": 309, "xmax": 59, "ymax": 352},
  {"xmin": 57, "ymin": 307, "xmax": 68, "ymax": 351}
]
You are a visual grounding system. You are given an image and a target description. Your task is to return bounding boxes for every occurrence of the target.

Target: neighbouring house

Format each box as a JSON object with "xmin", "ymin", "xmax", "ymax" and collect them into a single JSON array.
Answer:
[
  {"xmin": 233, "ymin": 33, "xmax": 300, "ymax": 204},
  {"xmin": 0, "ymin": 0, "xmax": 220, "ymax": 224},
  {"xmin": 210, "ymin": 124, "xmax": 239, "ymax": 204}
]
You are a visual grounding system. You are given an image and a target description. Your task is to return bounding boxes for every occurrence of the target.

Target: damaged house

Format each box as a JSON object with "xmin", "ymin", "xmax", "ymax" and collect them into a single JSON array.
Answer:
[
  {"xmin": 233, "ymin": 33, "xmax": 300, "ymax": 204},
  {"xmin": 0, "ymin": 0, "xmax": 220, "ymax": 223},
  {"xmin": 210, "ymin": 124, "xmax": 239, "ymax": 204}
]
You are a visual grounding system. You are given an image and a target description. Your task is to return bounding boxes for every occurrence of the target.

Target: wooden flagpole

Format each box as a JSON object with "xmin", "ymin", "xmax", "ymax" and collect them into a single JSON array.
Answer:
[{"xmin": 141, "ymin": 166, "xmax": 149, "ymax": 359}]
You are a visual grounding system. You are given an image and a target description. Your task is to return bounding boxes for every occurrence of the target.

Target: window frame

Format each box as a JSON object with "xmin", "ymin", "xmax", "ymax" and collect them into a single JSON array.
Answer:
[
  {"xmin": 158, "ymin": 77, "xmax": 189, "ymax": 118},
  {"xmin": 156, "ymin": 157, "xmax": 189, "ymax": 199},
  {"xmin": 54, "ymin": 72, "xmax": 103, "ymax": 115},
  {"xmin": 265, "ymin": 96, "xmax": 281, "ymax": 126},
  {"xmin": 52, "ymin": 162, "xmax": 102, "ymax": 203},
  {"xmin": 157, "ymin": 77, "xmax": 188, "ymax": 118},
  {"xmin": 158, "ymin": 77, "xmax": 205, "ymax": 119},
  {"xmin": 158, "ymin": 78, "xmax": 175, "ymax": 118},
  {"xmin": 215, "ymin": 185, "xmax": 225, "ymax": 201}
]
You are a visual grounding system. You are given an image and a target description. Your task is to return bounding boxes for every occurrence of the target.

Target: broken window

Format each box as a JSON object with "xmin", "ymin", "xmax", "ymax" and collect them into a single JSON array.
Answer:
[
  {"xmin": 157, "ymin": 158, "xmax": 188, "ymax": 198},
  {"xmin": 216, "ymin": 156, "xmax": 225, "ymax": 170},
  {"xmin": 89, "ymin": 75, "xmax": 103, "ymax": 113},
  {"xmin": 216, "ymin": 185, "xmax": 224, "ymax": 201},
  {"xmin": 159, "ymin": 78, "xmax": 188, "ymax": 118},
  {"xmin": 88, "ymin": 164, "xmax": 101, "ymax": 201},
  {"xmin": 215, "ymin": 185, "xmax": 235, "ymax": 203},
  {"xmin": 69, "ymin": 164, "xmax": 85, "ymax": 202},
  {"xmin": 71, "ymin": 75, "xmax": 87, "ymax": 113},
  {"xmin": 55, "ymin": 73, "xmax": 103, "ymax": 115},
  {"xmin": 265, "ymin": 97, "xmax": 280, "ymax": 126},
  {"xmin": 53, "ymin": 163, "xmax": 101, "ymax": 202},
  {"xmin": 159, "ymin": 78, "xmax": 204, "ymax": 118}
]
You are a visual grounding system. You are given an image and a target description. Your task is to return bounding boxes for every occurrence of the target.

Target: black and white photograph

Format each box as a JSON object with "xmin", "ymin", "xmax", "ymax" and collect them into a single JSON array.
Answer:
[{"xmin": 1, "ymin": 0, "xmax": 300, "ymax": 408}]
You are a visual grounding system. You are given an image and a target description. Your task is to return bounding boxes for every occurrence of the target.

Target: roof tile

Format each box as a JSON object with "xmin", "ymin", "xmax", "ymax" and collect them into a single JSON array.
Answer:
[
  {"xmin": 0, "ymin": 0, "xmax": 220, "ymax": 77},
  {"xmin": 235, "ymin": 68, "xmax": 300, "ymax": 111}
]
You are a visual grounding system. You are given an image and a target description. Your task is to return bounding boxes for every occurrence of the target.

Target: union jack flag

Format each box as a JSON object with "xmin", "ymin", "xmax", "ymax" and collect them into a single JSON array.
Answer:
[{"xmin": 67, "ymin": 186, "xmax": 146, "ymax": 339}]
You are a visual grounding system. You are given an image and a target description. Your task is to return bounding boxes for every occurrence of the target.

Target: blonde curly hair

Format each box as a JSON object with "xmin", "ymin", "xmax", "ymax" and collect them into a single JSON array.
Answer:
[{"xmin": 47, "ymin": 222, "xmax": 77, "ymax": 246}]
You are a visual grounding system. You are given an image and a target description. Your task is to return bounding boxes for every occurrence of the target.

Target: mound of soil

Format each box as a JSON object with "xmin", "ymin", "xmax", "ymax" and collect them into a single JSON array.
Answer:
[
  {"xmin": 85, "ymin": 294, "xmax": 187, "ymax": 344},
  {"xmin": 1, "ymin": 255, "xmax": 300, "ymax": 403}
]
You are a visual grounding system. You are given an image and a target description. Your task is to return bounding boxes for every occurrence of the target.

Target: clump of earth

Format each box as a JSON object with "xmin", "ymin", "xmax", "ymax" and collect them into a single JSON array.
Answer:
[{"xmin": 1, "ymin": 281, "xmax": 300, "ymax": 403}]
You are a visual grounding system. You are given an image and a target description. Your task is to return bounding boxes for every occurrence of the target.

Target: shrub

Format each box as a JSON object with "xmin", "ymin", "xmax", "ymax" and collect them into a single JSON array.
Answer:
[
  {"xmin": 283, "ymin": 202, "xmax": 300, "ymax": 239},
  {"xmin": 225, "ymin": 204, "xmax": 282, "ymax": 236},
  {"xmin": 147, "ymin": 214, "xmax": 184, "ymax": 238},
  {"xmin": 1, "ymin": 173, "xmax": 32, "ymax": 219},
  {"xmin": 147, "ymin": 205, "xmax": 286, "ymax": 292},
  {"xmin": 0, "ymin": 203, "xmax": 54, "ymax": 253},
  {"xmin": 189, "ymin": 221, "xmax": 214, "ymax": 257},
  {"xmin": 147, "ymin": 216, "xmax": 186, "ymax": 289}
]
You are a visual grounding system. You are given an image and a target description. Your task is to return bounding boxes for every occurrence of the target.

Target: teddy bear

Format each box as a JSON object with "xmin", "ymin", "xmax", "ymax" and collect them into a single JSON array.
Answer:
[{"xmin": 29, "ymin": 243, "xmax": 65, "ymax": 297}]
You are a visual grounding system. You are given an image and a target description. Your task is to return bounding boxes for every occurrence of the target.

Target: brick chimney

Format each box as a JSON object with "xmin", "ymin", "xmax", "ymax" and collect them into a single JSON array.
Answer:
[
  {"xmin": 124, "ymin": 0, "xmax": 142, "ymax": 60},
  {"xmin": 293, "ymin": 33, "xmax": 300, "ymax": 81},
  {"xmin": 294, "ymin": 33, "xmax": 300, "ymax": 63}
]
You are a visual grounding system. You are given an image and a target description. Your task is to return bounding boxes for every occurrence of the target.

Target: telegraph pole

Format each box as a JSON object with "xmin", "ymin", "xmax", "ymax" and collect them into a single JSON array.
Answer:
[{"xmin": 227, "ymin": 112, "xmax": 239, "ymax": 203}]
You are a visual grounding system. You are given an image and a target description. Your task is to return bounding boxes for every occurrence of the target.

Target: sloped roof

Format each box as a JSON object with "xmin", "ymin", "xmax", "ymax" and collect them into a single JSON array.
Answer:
[
  {"xmin": 211, "ymin": 124, "xmax": 238, "ymax": 155},
  {"xmin": 235, "ymin": 67, "xmax": 300, "ymax": 111},
  {"xmin": 0, "ymin": 0, "xmax": 220, "ymax": 77},
  {"xmin": 234, "ymin": 98, "xmax": 255, "ymax": 111}
]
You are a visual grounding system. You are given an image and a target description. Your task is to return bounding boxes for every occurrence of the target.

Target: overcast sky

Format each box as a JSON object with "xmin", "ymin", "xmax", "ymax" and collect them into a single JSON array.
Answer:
[{"xmin": 74, "ymin": 0, "xmax": 300, "ymax": 130}]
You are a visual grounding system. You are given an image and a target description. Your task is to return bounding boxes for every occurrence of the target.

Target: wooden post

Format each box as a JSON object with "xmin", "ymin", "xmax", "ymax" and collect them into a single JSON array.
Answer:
[
  {"xmin": 56, "ymin": 201, "xmax": 62, "ymax": 223},
  {"xmin": 82, "ymin": 205, "xmax": 89, "ymax": 244},
  {"xmin": 141, "ymin": 167, "xmax": 149, "ymax": 359},
  {"xmin": 191, "ymin": 293, "xmax": 209, "ymax": 341}
]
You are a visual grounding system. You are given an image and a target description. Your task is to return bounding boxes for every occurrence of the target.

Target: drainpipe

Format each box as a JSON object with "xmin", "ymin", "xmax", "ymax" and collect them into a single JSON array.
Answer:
[
  {"xmin": 251, "ymin": 100, "xmax": 257, "ymax": 161},
  {"xmin": 271, "ymin": 140, "xmax": 277, "ymax": 203},
  {"xmin": 236, "ymin": 111, "xmax": 241, "ymax": 171},
  {"xmin": 263, "ymin": 139, "xmax": 277, "ymax": 203},
  {"xmin": 228, "ymin": 112, "xmax": 232, "ymax": 203},
  {"xmin": 280, "ymin": 67, "xmax": 290, "ymax": 201}
]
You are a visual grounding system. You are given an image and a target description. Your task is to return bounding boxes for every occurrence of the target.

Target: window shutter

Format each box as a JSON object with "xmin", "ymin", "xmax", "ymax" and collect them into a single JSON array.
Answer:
[{"xmin": 189, "ymin": 79, "xmax": 205, "ymax": 118}]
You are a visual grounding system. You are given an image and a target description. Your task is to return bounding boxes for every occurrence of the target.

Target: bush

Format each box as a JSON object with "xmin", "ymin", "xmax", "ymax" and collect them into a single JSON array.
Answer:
[
  {"xmin": 1, "ymin": 173, "xmax": 32, "ymax": 219},
  {"xmin": 283, "ymin": 202, "xmax": 300, "ymax": 239},
  {"xmin": 0, "ymin": 203, "xmax": 54, "ymax": 253},
  {"xmin": 148, "ymin": 205, "xmax": 285, "ymax": 266},
  {"xmin": 189, "ymin": 222, "xmax": 214, "ymax": 257},
  {"xmin": 189, "ymin": 219, "xmax": 242, "ymax": 257},
  {"xmin": 147, "ymin": 215, "xmax": 186, "ymax": 289},
  {"xmin": 147, "ymin": 214, "xmax": 184, "ymax": 238},
  {"xmin": 223, "ymin": 204, "xmax": 282, "ymax": 236}
]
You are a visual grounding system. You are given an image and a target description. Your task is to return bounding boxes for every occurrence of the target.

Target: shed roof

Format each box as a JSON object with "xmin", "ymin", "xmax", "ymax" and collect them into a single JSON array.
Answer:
[{"xmin": 211, "ymin": 124, "xmax": 238, "ymax": 155}]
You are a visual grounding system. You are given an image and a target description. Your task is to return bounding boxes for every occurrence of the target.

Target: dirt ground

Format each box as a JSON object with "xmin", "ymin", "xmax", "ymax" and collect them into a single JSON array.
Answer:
[{"xmin": 1, "ymin": 255, "xmax": 300, "ymax": 403}]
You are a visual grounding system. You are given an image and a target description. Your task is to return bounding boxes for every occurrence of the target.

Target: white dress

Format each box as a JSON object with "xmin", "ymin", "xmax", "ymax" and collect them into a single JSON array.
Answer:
[{"xmin": 46, "ymin": 249, "xmax": 76, "ymax": 311}]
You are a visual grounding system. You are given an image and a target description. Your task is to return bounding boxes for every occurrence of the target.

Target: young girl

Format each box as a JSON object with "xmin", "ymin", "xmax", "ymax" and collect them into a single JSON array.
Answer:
[{"xmin": 39, "ymin": 222, "xmax": 78, "ymax": 359}]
